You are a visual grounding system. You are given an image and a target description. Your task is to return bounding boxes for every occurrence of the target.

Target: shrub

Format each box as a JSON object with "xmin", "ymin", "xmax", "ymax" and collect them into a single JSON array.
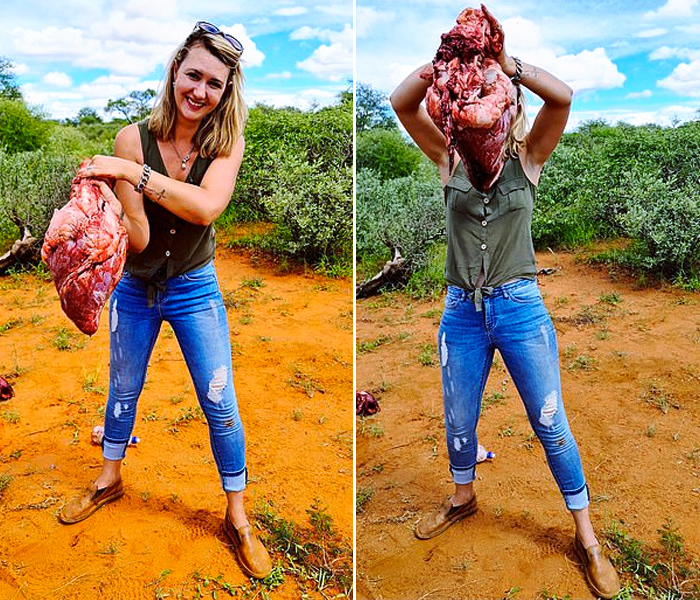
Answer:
[
  {"xmin": 263, "ymin": 151, "xmax": 352, "ymax": 263},
  {"xmin": 228, "ymin": 101, "xmax": 352, "ymax": 223},
  {"xmin": 356, "ymin": 128, "xmax": 424, "ymax": 179},
  {"xmin": 356, "ymin": 167, "xmax": 444, "ymax": 279},
  {"xmin": 0, "ymin": 148, "xmax": 77, "ymax": 242},
  {"xmin": 0, "ymin": 98, "xmax": 51, "ymax": 153}
]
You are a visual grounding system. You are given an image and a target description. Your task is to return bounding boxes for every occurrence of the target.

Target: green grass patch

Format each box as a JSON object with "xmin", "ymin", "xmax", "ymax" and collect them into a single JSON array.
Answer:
[{"xmin": 604, "ymin": 519, "xmax": 700, "ymax": 599}]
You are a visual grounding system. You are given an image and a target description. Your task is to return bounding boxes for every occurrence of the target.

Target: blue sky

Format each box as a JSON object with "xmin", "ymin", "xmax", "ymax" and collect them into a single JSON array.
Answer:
[
  {"xmin": 357, "ymin": 0, "xmax": 700, "ymax": 129},
  {"xmin": 1, "ymin": 0, "xmax": 353, "ymax": 119}
]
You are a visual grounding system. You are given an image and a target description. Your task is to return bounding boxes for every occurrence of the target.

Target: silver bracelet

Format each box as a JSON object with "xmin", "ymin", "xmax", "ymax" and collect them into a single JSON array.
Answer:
[
  {"xmin": 511, "ymin": 57, "xmax": 523, "ymax": 85},
  {"xmin": 134, "ymin": 163, "xmax": 151, "ymax": 193}
]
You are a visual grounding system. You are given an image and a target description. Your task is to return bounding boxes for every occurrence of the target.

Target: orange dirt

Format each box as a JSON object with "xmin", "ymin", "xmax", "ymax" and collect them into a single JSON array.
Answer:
[
  {"xmin": 356, "ymin": 250, "xmax": 700, "ymax": 600},
  {"xmin": 0, "ymin": 245, "xmax": 353, "ymax": 599}
]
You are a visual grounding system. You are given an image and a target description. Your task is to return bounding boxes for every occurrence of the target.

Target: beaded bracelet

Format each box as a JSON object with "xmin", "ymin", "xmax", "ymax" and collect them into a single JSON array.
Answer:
[
  {"xmin": 134, "ymin": 164, "xmax": 151, "ymax": 193},
  {"xmin": 511, "ymin": 57, "xmax": 523, "ymax": 85}
]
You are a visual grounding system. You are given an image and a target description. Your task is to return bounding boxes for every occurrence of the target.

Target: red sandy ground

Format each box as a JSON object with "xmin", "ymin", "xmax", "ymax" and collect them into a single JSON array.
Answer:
[
  {"xmin": 0, "ymin": 244, "xmax": 353, "ymax": 599},
  {"xmin": 356, "ymin": 250, "xmax": 700, "ymax": 600}
]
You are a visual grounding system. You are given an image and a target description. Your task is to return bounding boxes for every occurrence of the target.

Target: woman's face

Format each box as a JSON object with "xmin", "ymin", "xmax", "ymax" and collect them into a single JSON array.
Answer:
[{"xmin": 173, "ymin": 43, "xmax": 230, "ymax": 123}]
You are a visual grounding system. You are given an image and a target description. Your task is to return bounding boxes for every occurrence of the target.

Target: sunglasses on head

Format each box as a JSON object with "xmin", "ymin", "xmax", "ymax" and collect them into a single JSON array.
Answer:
[{"xmin": 194, "ymin": 21, "xmax": 244, "ymax": 53}]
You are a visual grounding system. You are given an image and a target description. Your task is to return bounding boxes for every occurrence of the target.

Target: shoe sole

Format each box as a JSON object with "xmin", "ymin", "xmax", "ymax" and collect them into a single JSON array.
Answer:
[
  {"xmin": 58, "ymin": 488, "xmax": 125, "ymax": 525},
  {"xmin": 414, "ymin": 502, "xmax": 478, "ymax": 540}
]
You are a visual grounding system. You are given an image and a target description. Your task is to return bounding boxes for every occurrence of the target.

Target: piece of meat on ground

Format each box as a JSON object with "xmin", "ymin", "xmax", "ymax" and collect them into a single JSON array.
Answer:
[
  {"xmin": 425, "ymin": 5, "xmax": 514, "ymax": 192},
  {"xmin": 42, "ymin": 163, "xmax": 128, "ymax": 335}
]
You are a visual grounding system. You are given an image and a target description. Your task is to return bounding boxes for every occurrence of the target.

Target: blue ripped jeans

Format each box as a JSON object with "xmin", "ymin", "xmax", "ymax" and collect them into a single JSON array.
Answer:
[
  {"xmin": 438, "ymin": 279, "xmax": 588, "ymax": 511},
  {"xmin": 103, "ymin": 261, "xmax": 246, "ymax": 492}
]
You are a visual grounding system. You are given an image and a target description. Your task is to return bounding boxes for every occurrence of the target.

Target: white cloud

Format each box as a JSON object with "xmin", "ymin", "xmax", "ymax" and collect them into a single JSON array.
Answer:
[
  {"xmin": 275, "ymin": 7, "xmax": 307, "ymax": 16},
  {"xmin": 551, "ymin": 48, "xmax": 626, "ymax": 92},
  {"xmin": 569, "ymin": 104, "xmax": 698, "ymax": 129},
  {"xmin": 13, "ymin": 63, "xmax": 30, "ymax": 76},
  {"xmin": 658, "ymin": 59, "xmax": 700, "ymax": 95},
  {"xmin": 43, "ymin": 71, "xmax": 72, "ymax": 87},
  {"xmin": 11, "ymin": 26, "xmax": 101, "ymax": 58},
  {"xmin": 644, "ymin": 0, "xmax": 698, "ymax": 18},
  {"xmin": 295, "ymin": 24, "xmax": 352, "ymax": 81},
  {"xmin": 225, "ymin": 24, "xmax": 265, "ymax": 68},
  {"xmin": 356, "ymin": 6, "xmax": 395, "ymax": 39},
  {"xmin": 649, "ymin": 45, "xmax": 700, "ymax": 60},
  {"xmin": 290, "ymin": 26, "xmax": 324, "ymax": 41},
  {"xmin": 626, "ymin": 89, "xmax": 653, "ymax": 99},
  {"xmin": 246, "ymin": 86, "xmax": 340, "ymax": 110},
  {"xmin": 264, "ymin": 71, "xmax": 292, "ymax": 79},
  {"xmin": 636, "ymin": 27, "xmax": 668, "ymax": 37},
  {"xmin": 124, "ymin": 0, "xmax": 177, "ymax": 19}
]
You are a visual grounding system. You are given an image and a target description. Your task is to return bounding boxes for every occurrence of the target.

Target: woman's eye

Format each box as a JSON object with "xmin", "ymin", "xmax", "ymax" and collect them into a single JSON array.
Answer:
[{"xmin": 187, "ymin": 72, "xmax": 200, "ymax": 81}]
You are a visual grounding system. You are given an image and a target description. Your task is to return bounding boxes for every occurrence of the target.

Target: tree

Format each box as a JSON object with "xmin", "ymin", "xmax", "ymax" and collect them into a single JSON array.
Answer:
[
  {"xmin": 105, "ymin": 89, "xmax": 156, "ymax": 122},
  {"xmin": 76, "ymin": 107, "xmax": 103, "ymax": 126},
  {"xmin": 357, "ymin": 128, "xmax": 424, "ymax": 179},
  {"xmin": 356, "ymin": 83, "xmax": 396, "ymax": 131},
  {"xmin": 0, "ymin": 57, "xmax": 22, "ymax": 101},
  {"xmin": 0, "ymin": 98, "xmax": 50, "ymax": 153}
]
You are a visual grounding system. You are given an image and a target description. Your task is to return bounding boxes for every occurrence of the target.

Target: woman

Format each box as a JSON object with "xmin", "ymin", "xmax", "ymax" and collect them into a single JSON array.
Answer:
[
  {"xmin": 390, "ymin": 8, "xmax": 620, "ymax": 599},
  {"xmin": 58, "ymin": 22, "xmax": 272, "ymax": 580}
]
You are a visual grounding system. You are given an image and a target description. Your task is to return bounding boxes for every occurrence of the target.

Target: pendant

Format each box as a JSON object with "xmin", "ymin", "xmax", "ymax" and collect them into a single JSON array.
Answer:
[{"xmin": 181, "ymin": 159, "xmax": 187, "ymax": 171}]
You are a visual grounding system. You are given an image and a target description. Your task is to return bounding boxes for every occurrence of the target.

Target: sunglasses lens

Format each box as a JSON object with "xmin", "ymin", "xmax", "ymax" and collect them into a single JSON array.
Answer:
[
  {"xmin": 224, "ymin": 34, "xmax": 244, "ymax": 52},
  {"xmin": 196, "ymin": 21, "xmax": 218, "ymax": 34},
  {"xmin": 194, "ymin": 21, "xmax": 243, "ymax": 52}
]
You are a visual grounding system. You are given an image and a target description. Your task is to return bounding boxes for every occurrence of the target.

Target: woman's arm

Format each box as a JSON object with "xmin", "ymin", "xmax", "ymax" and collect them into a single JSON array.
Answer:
[
  {"xmin": 390, "ymin": 64, "xmax": 451, "ymax": 183},
  {"xmin": 504, "ymin": 59, "xmax": 572, "ymax": 175},
  {"xmin": 80, "ymin": 126, "xmax": 245, "ymax": 230},
  {"xmin": 483, "ymin": 5, "xmax": 572, "ymax": 181}
]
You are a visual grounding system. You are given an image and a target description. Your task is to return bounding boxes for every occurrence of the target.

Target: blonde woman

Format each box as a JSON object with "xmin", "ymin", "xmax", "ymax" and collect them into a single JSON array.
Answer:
[
  {"xmin": 390, "ymin": 7, "xmax": 620, "ymax": 599},
  {"xmin": 58, "ymin": 22, "xmax": 271, "ymax": 579}
]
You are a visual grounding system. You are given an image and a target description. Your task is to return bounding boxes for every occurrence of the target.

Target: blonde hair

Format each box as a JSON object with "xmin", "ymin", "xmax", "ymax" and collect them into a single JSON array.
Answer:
[
  {"xmin": 504, "ymin": 84, "xmax": 528, "ymax": 158},
  {"xmin": 149, "ymin": 28, "xmax": 248, "ymax": 158}
]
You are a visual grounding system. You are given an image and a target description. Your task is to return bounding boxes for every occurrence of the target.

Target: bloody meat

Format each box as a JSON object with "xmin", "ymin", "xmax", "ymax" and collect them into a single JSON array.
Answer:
[
  {"xmin": 42, "ymin": 163, "xmax": 128, "ymax": 335},
  {"xmin": 424, "ymin": 5, "xmax": 514, "ymax": 192}
]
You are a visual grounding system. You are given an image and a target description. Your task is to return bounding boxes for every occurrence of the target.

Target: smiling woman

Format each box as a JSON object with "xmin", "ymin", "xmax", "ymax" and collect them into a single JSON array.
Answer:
[{"xmin": 56, "ymin": 21, "xmax": 272, "ymax": 580}]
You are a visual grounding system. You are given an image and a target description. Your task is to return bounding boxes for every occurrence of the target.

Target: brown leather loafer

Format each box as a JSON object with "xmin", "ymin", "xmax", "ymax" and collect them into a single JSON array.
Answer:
[
  {"xmin": 223, "ymin": 512, "xmax": 272, "ymax": 579},
  {"xmin": 414, "ymin": 495, "xmax": 477, "ymax": 540},
  {"xmin": 574, "ymin": 534, "xmax": 621, "ymax": 599},
  {"xmin": 58, "ymin": 480, "xmax": 124, "ymax": 524}
]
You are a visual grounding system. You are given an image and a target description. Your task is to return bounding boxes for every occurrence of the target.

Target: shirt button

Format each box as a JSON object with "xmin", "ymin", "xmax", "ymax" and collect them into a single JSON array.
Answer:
[
  {"xmin": 481, "ymin": 244, "xmax": 487, "ymax": 250},
  {"xmin": 165, "ymin": 251, "xmax": 171, "ymax": 257},
  {"xmin": 169, "ymin": 229, "xmax": 176, "ymax": 235},
  {"xmin": 484, "ymin": 198, "xmax": 490, "ymax": 204},
  {"xmin": 481, "ymin": 220, "xmax": 487, "ymax": 226}
]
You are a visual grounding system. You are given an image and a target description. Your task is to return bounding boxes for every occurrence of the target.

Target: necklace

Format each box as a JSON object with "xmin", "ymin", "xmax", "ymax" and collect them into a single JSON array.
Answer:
[{"xmin": 169, "ymin": 138, "xmax": 196, "ymax": 171}]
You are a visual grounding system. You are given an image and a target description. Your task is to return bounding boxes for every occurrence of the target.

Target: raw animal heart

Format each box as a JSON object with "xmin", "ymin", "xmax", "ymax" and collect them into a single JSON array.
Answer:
[
  {"xmin": 425, "ymin": 5, "xmax": 514, "ymax": 192},
  {"xmin": 42, "ymin": 162, "xmax": 128, "ymax": 335}
]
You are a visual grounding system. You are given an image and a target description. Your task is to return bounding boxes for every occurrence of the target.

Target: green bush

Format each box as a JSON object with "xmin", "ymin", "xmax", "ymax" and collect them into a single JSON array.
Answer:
[
  {"xmin": 263, "ymin": 150, "xmax": 352, "ymax": 263},
  {"xmin": 535, "ymin": 119, "xmax": 700, "ymax": 280},
  {"xmin": 228, "ymin": 101, "xmax": 352, "ymax": 223},
  {"xmin": 356, "ymin": 167, "xmax": 444, "ymax": 279},
  {"xmin": 0, "ymin": 98, "xmax": 51, "ymax": 153},
  {"xmin": 356, "ymin": 128, "xmax": 423, "ymax": 179},
  {"xmin": 0, "ymin": 149, "xmax": 78, "ymax": 243}
]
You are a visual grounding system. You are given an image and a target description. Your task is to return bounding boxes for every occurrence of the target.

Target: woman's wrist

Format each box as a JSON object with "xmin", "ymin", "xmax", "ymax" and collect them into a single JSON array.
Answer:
[{"xmin": 502, "ymin": 55, "xmax": 517, "ymax": 79}]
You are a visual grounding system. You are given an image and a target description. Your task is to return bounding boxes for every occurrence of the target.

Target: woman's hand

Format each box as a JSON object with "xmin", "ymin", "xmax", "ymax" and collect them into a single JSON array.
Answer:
[
  {"xmin": 95, "ymin": 181, "xmax": 123, "ymax": 218},
  {"xmin": 77, "ymin": 155, "xmax": 138, "ymax": 184},
  {"xmin": 481, "ymin": 4, "xmax": 516, "ymax": 77}
]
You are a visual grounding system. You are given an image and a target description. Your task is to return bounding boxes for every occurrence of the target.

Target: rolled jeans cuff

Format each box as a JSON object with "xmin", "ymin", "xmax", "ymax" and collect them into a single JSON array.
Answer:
[
  {"xmin": 103, "ymin": 439, "xmax": 128, "ymax": 461},
  {"xmin": 222, "ymin": 467, "xmax": 247, "ymax": 493},
  {"xmin": 564, "ymin": 484, "xmax": 589, "ymax": 511},
  {"xmin": 451, "ymin": 464, "xmax": 476, "ymax": 485}
]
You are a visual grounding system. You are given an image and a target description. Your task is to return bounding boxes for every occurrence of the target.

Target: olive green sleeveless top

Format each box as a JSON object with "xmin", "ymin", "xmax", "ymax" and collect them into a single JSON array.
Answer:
[
  {"xmin": 444, "ymin": 156, "xmax": 537, "ymax": 309},
  {"xmin": 125, "ymin": 121, "xmax": 215, "ymax": 284}
]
